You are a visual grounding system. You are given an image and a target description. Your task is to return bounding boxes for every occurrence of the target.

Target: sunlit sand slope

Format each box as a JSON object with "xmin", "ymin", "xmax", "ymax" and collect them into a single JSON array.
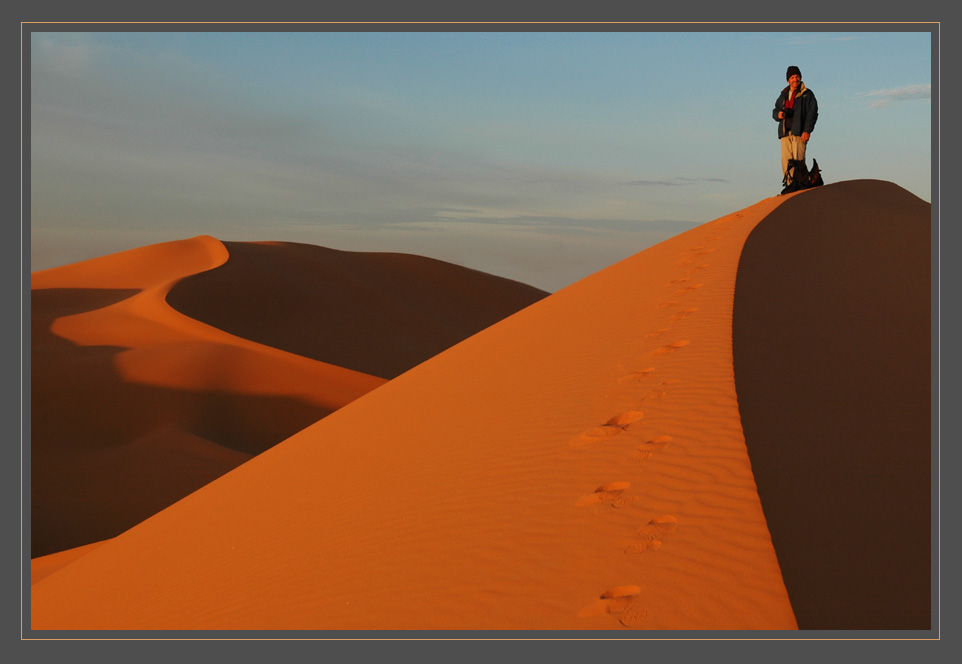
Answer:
[
  {"xmin": 32, "ymin": 192, "xmax": 802, "ymax": 630},
  {"xmin": 30, "ymin": 236, "xmax": 546, "ymax": 559}
]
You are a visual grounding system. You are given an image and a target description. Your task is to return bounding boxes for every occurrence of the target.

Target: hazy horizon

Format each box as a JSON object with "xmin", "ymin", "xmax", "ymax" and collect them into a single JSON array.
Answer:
[{"xmin": 28, "ymin": 29, "xmax": 933, "ymax": 291}]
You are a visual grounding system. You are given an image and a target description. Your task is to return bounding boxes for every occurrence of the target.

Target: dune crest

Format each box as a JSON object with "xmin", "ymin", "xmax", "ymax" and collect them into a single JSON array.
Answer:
[
  {"xmin": 163, "ymin": 240, "xmax": 550, "ymax": 379},
  {"xmin": 31, "ymin": 181, "xmax": 931, "ymax": 631},
  {"xmin": 46, "ymin": 259, "xmax": 384, "ymax": 409},
  {"xmin": 31, "ymin": 235, "xmax": 230, "ymax": 290},
  {"xmin": 30, "ymin": 237, "xmax": 385, "ymax": 558},
  {"xmin": 32, "ymin": 193, "xmax": 799, "ymax": 630},
  {"xmin": 40, "ymin": 235, "xmax": 383, "ymax": 408},
  {"xmin": 30, "ymin": 235, "xmax": 544, "ymax": 561}
]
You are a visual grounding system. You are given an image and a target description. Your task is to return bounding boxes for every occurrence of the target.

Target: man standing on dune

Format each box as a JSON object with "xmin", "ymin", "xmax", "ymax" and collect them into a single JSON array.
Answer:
[{"xmin": 774, "ymin": 65, "xmax": 818, "ymax": 193}]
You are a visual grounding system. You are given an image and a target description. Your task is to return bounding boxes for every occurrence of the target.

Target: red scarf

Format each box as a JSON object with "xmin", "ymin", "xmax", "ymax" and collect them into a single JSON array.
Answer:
[{"xmin": 785, "ymin": 88, "xmax": 797, "ymax": 109}]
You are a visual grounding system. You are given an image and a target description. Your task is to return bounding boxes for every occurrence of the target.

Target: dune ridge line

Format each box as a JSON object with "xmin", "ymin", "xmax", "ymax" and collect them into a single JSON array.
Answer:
[{"xmin": 32, "ymin": 191, "xmax": 802, "ymax": 630}]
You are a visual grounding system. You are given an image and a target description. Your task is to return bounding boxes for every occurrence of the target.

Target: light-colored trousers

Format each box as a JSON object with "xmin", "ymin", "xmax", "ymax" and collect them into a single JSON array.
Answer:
[{"xmin": 781, "ymin": 135, "xmax": 807, "ymax": 182}]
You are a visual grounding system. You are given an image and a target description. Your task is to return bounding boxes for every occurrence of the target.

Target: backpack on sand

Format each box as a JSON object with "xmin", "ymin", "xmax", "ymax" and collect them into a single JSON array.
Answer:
[{"xmin": 782, "ymin": 158, "xmax": 824, "ymax": 194}]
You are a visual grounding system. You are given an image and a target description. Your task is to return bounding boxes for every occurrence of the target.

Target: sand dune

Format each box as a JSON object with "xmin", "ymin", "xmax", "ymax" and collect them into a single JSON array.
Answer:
[
  {"xmin": 732, "ymin": 180, "xmax": 931, "ymax": 629},
  {"xmin": 31, "ymin": 234, "xmax": 231, "ymax": 291},
  {"xmin": 165, "ymin": 241, "xmax": 551, "ymax": 379},
  {"xmin": 29, "ymin": 180, "xmax": 933, "ymax": 631},
  {"xmin": 30, "ymin": 236, "xmax": 545, "ymax": 558}
]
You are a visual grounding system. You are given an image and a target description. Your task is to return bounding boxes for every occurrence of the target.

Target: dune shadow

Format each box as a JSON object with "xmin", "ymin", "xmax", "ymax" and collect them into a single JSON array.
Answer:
[
  {"xmin": 732, "ymin": 180, "xmax": 932, "ymax": 630},
  {"xmin": 30, "ymin": 288, "xmax": 332, "ymax": 557},
  {"xmin": 165, "ymin": 241, "xmax": 548, "ymax": 379}
]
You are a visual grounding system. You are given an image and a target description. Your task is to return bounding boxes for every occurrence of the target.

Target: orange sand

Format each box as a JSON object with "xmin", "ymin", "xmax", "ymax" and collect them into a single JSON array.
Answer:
[
  {"xmin": 32, "ymin": 195, "xmax": 797, "ymax": 630},
  {"xmin": 30, "ymin": 237, "xmax": 385, "ymax": 557},
  {"xmin": 38, "ymin": 236, "xmax": 385, "ymax": 410},
  {"xmin": 29, "ymin": 181, "xmax": 932, "ymax": 631},
  {"xmin": 30, "ymin": 540, "xmax": 109, "ymax": 586},
  {"xmin": 30, "ymin": 236, "xmax": 547, "ymax": 558}
]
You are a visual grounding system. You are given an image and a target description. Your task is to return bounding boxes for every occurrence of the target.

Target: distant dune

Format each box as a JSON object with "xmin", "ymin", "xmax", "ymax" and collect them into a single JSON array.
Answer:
[
  {"xmin": 166, "ymin": 241, "xmax": 550, "ymax": 379},
  {"xmin": 29, "ymin": 181, "xmax": 933, "ymax": 631},
  {"xmin": 30, "ymin": 238, "xmax": 547, "ymax": 557}
]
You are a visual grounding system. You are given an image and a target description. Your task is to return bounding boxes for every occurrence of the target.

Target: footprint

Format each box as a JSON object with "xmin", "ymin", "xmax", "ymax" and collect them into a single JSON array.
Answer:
[
  {"xmin": 569, "ymin": 411, "xmax": 644, "ymax": 448},
  {"xmin": 618, "ymin": 367, "xmax": 656, "ymax": 384},
  {"xmin": 653, "ymin": 340, "xmax": 690, "ymax": 356},
  {"xmin": 576, "ymin": 481, "xmax": 636, "ymax": 507},
  {"xmin": 568, "ymin": 425, "xmax": 623, "ymax": 448},
  {"xmin": 645, "ymin": 433, "xmax": 674, "ymax": 446},
  {"xmin": 644, "ymin": 379, "xmax": 681, "ymax": 400},
  {"xmin": 671, "ymin": 307, "xmax": 699, "ymax": 321},
  {"xmin": 605, "ymin": 411, "xmax": 645, "ymax": 427},
  {"xmin": 629, "ymin": 434, "xmax": 673, "ymax": 461},
  {"xmin": 644, "ymin": 514, "xmax": 678, "ymax": 535},
  {"xmin": 610, "ymin": 494, "xmax": 641, "ymax": 508},
  {"xmin": 579, "ymin": 587, "xmax": 649, "ymax": 627},
  {"xmin": 624, "ymin": 538, "xmax": 663, "ymax": 553},
  {"xmin": 673, "ymin": 283, "xmax": 704, "ymax": 295},
  {"xmin": 618, "ymin": 599, "xmax": 651, "ymax": 627},
  {"xmin": 577, "ymin": 599, "xmax": 611, "ymax": 619},
  {"xmin": 624, "ymin": 515, "xmax": 678, "ymax": 553},
  {"xmin": 601, "ymin": 584, "xmax": 642, "ymax": 600}
]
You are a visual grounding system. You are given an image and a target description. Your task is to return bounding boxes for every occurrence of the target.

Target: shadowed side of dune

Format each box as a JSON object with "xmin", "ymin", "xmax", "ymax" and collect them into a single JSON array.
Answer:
[
  {"xmin": 165, "ymin": 242, "xmax": 550, "ymax": 379},
  {"xmin": 732, "ymin": 180, "xmax": 932, "ymax": 630},
  {"xmin": 31, "ymin": 288, "xmax": 331, "ymax": 557},
  {"xmin": 31, "ymin": 241, "xmax": 545, "ymax": 559}
]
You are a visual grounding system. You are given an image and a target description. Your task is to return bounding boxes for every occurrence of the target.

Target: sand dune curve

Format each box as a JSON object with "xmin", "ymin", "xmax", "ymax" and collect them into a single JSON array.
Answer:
[
  {"xmin": 31, "ymin": 235, "xmax": 230, "ymax": 291},
  {"xmin": 30, "ymin": 235, "xmax": 545, "ymax": 560},
  {"xmin": 32, "ymin": 193, "xmax": 798, "ymax": 631},
  {"xmin": 164, "ymin": 241, "xmax": 550, "ymax": 379},
  {"xmin": 29, "ymin": 181, "xmax": 933, "ymax": 632}
]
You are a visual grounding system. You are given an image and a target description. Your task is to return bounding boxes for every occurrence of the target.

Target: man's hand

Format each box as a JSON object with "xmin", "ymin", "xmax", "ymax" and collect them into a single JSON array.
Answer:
[{"xmin": 801, "ymin": 131, "xmax": 810, "ymax": 142}]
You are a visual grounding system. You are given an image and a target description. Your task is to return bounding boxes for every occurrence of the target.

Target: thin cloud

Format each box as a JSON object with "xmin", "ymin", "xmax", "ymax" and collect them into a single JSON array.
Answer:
[
  {"xmin": 621, "ymin": 177, "xmax": 729, "ymax": 187},
  {"xmin": 857, "ymin": 84, "xmax": 931, "ymax": 108},
  {"xmin": 784, "ymin": 34, "xmax": 868, "ymax": 46},
  {"xmin": 674, "ymin": 177, "xmax": 728, "ymax": 184}
]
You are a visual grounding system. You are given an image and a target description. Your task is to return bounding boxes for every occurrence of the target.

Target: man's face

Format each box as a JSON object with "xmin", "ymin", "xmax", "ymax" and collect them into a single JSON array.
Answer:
[{"xmin": 788, "ymin": 74, "xmax": 801, "ymax": 91}]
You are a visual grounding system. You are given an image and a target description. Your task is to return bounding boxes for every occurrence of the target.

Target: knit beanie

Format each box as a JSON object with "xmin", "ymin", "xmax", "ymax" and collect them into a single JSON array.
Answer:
[{"xmin": 786, "ymin": 65, "xmax": 802, "ymax": 80}]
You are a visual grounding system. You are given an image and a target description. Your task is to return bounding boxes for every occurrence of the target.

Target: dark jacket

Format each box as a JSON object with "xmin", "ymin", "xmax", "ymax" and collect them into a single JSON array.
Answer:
[{"xmin": 773, "ymin": 83, "xmax": 818, "ymax": 139}]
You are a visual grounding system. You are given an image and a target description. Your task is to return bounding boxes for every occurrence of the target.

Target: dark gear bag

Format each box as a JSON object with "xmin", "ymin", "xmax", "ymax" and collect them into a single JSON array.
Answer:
[{"xmin": 781, "ymin": 158, "xmax": 824, "ymax": 194}]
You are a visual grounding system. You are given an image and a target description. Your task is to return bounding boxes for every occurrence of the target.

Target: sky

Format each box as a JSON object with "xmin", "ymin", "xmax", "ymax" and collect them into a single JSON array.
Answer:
[{"xmin": 27, "ymin": 28, "xmax": 934, "ymax": 292}]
